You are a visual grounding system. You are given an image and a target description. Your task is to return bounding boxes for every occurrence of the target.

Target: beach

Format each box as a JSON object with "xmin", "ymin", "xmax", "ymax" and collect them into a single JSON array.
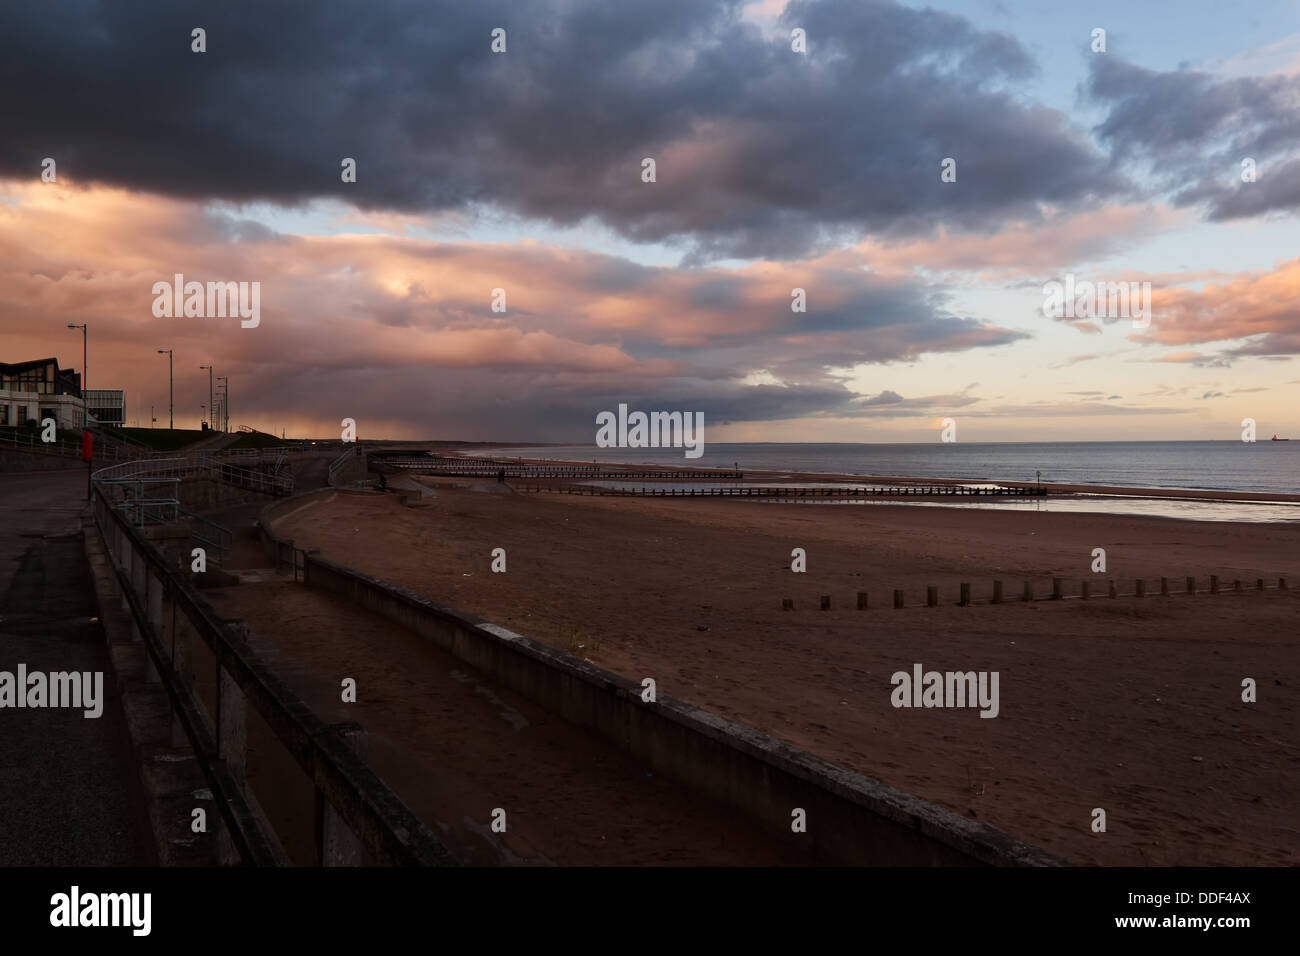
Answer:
[{"xmin": 267, "ymin": 472, "xmax": 1300, "ymax": 866}]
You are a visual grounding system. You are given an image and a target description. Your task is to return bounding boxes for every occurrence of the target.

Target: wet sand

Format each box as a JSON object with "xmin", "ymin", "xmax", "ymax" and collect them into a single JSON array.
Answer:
[{"xmin": 269, "ymin": 482, "xmax": 1300, "ymax": 866}]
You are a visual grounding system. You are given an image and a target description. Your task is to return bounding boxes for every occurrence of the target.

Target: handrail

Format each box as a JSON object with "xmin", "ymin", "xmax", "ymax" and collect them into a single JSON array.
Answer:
[
  {"xmin": 178, "ymin": 506, "xmax": 234, "ymax": 564},
  {"xmin": 91, "ymin": 457, "xmax": 191, "ymax": 481},
  {"xmin": 328, "ymin": 447, "xmax": 370, "ymax": 488},
  {"xmin": 0, "ymin": 427, "xmax": 176, "ymax": 465},
  {"xmin": 95, "ymin": 503, "xmax": 282, "ymax": 866},
  {"xmin": 93, "ymin": 492, "xmax": 453, "ymax": 866},
  {"xmin": 91, "ymin": 454, "xmax": 293, "ymax": 496},
  {"xmin": 213, "ymin": 445, "xmax": 308, "ymax": 458}
]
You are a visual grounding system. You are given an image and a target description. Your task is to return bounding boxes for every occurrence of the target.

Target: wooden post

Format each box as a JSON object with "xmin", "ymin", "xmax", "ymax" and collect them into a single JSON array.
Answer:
[
  {"xmin": 1136, "ymin": 579, "xmax": 1144, "ymax": 598},
  {"xmin": 992, "ymin": 580, "xmax": 1003, "ymax": 604},
  {"xmin": 1108, "ymin": 580, "xmax": 1117, "ymax": 599},
  {"xmin": 959, "ymin": 583, "xmax": 970, "ymax": 606},
  {"xmin": 1051, "ymin": 577, "xmax": 1063, "ymax": 601},
  {"xmin": 820, "ymin": 595, "xmax": 830, "ymax": 611},
  {"xmin": 893, "ymin": 589, "xmax": 904, "ymax": 609},
  {"xmin": 1081, "ymin": 581, "xmax": 1090, "ymax": 600},
  {"xmin": 782, "ymin": 598, "xmax": 793, "ymax": 611},
  {"xmin": 856, "ymin": 591, "xmax": 868, "ymax": 610},
  {"xmin": 1280, "ymin": 577, "xmax": 1288, "ymax": 591},
  {"xmin": 1210, "ymin": 575, "xmax": 1218, "ymax": 594},
  {"xmin": 1234, "ymin": 579, "xmax": 1242, "ymax": 592},
  {"xmin": 1257, "ymin": 578, "xmax": 1265, "ymax": 591},
  {"xmin": 926, "ymin": 586, "xmax": 938, "ymax": 607},
  {"xmin": 1186, "ymin": 576, "xmax": 1196, "ymax": 594},
  {"xmin": 1022, "ymin": 580, "xmax": 1032, "ymax": 602},
  {"xmin": 1160, "ymin": 577, "xmax": 1169, "ymax": 596}
]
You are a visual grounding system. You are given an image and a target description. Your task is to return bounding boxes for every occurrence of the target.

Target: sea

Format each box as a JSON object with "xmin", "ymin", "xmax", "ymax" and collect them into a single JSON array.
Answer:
[
  {"xmin": 474, "ymin": 441, "xmax": 1299, "ymax": 494},
  {"xmin": 468, "ymin": 441, "xmax": 1300, "ymax": 522}
]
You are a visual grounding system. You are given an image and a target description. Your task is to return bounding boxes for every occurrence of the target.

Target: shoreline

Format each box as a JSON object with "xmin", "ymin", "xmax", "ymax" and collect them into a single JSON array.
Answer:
[{"xmin": 432, "ymin": 446, "xmax": 1300, "ymax": 505}]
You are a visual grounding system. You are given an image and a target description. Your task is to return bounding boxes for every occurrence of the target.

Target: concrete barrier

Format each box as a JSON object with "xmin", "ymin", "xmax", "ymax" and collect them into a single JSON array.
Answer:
[{"xmin": 294, "ymin": 548, "xmax": 1062, "ymax": 867}]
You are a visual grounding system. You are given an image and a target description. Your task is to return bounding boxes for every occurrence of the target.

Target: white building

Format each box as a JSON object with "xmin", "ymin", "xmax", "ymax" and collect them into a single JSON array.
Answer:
[{"xmin": 0, "ymin": 357, "xmax": 85, "ymax": 430}]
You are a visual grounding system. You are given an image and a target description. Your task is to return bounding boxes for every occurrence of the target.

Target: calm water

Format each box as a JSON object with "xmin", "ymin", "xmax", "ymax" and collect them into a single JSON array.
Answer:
[{"xmin": 477, "ymin": 441, "xmax": 1300, "ymax": 495}]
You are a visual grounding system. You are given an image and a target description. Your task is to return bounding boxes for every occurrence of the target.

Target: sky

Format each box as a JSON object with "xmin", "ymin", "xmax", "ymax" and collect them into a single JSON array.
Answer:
[{"xmin": 2, "ymin": 0, "xmax": 1299, "ymax": 442}]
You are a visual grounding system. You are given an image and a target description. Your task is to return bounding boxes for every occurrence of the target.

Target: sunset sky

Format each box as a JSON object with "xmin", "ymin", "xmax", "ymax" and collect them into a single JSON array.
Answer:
[{"xmin": 3, "ymin": 0, "xmax": 1299, "ymax": 442}]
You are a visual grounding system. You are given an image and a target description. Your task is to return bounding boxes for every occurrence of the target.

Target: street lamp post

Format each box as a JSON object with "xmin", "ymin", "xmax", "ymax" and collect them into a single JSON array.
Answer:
[
  {"xmin": 156, "ymin": 349, "xmax": 173, "ymax": 428},
  {"xmin": 216, "ymin": 376, "xmax": 228, "ymax": 432},
  {"xmin": 199, "ymin": 365, "xmax": 214, "ymax": 432},
  {"xmin": 66, "ymin": 323, "xmax": 87, "ymax": 428}
]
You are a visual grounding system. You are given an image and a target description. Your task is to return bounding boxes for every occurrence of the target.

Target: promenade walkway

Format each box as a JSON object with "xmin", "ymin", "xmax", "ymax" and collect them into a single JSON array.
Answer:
[{"xmin": 0, "ymin": 469, "xmax": 154, "ymax": 864}]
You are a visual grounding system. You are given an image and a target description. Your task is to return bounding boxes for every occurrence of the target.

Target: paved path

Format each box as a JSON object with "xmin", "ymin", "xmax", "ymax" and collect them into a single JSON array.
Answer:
[{"xmin": 0, "ymin": 469, "xmax": 154, "ymax": 864}]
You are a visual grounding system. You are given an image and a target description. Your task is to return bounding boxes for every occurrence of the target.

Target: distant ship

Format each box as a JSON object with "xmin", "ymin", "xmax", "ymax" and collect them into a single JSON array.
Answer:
[{"xmin": 1271, "ymin": 434, "xmax": 1289, "ymax": 441}]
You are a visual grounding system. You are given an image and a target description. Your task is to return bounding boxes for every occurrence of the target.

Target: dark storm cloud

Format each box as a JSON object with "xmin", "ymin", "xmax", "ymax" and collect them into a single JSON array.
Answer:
[
  {"xmin": 1088, "ymin": 57, "xmax": 1300, "ymax": 220},
  {"xmin": 239, "ymin": 362, "xmax": 870, "ymax": 439},
  {"xmin": 1, "ymin": 0, "xmax": 1128, "ymax": 260}
]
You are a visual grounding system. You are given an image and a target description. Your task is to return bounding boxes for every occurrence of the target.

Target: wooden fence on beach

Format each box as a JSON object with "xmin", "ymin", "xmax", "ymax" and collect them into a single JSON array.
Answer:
[
  {"xmin": 783, "ymin": 574, "xmax": 1290, "ymax": 611},
  {"xmin": 517, "ymin": 483, "xmax": 1047, "ymax": 499}
]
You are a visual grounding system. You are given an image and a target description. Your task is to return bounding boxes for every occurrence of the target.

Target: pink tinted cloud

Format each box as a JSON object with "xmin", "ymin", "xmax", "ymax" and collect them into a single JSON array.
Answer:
[
  {"xmin": 823, "ymin": 203, "xmax": 1187, "ymax": 277},
  {"xmin": 1143, "ymin": 258, "xmax": 1300, "ymax": 349},
  {"xmin": 0, "ymin": 178, "xmax": 1018, "ymax": 356}
]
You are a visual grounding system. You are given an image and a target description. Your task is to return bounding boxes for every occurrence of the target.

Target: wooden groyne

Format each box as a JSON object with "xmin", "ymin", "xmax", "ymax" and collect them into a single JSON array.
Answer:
[
  {"xmin": 780, "ymin": 575, "xmax": 1290, "ymax": 610},
  {"xmin": 520, "ymin": 483, "xmax": 1047, "ymax": 499}
]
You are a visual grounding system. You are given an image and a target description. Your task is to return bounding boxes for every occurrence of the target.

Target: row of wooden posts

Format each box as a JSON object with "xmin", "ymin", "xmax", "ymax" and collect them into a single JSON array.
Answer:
[
  {"xmin": 782, "ymin": 574, "xmax": 1290, "ymax": 610},
  {"xmin": 521, "ymin": 483, "xmax": 1046, "ymax": 498}
]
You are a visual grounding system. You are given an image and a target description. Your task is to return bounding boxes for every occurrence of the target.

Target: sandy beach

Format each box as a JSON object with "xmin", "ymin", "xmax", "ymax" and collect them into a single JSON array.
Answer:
[{"xmin": 268, "ymin": 476, "xmax": 1300, "ymax": 866}]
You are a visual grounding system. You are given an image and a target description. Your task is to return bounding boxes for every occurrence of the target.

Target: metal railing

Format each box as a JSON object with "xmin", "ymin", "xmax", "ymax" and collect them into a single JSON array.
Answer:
[
  {"xmin": 179, "ymin": 506, "xmax": 234, "ymax": 565},
  {"xmin": 116, "ymin": 497, "xmax": 181, "ymax": 525},
  {"xmin": 214, "ymin": 445, "xmax": 307, "ymax": 459},
  {"xmin": 92, "ymin": 454, "xmax": 294, "ymax": 496},
  {"xmin": 91, "ymin": 491, "xmax": 454, "ymax": 867},
  {"xmin": 0, "ymin": 427, "xmax": 142, "ymax": 463},
  {"xmin": 0, "ymin": 428, "xmax": 80, "ymax": 455},
  {"xmin": 95, "ymin": 474, "xmax": 234, "ymax": 565},
  {"xmin": 328, "ymin": 447, "xmax": 372, "ymax": 488}
]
